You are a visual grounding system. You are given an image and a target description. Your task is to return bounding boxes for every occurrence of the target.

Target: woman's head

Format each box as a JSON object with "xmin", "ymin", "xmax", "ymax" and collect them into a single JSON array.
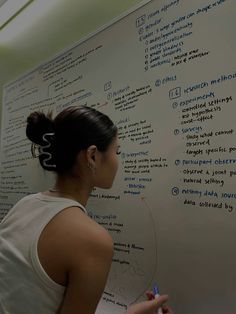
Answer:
[{"xmin": 26, "ymin": 105, "xmax": 119, "ymax": 188}]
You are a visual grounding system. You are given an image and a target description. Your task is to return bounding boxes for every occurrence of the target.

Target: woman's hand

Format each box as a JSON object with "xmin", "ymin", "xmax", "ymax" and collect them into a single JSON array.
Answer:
[{"xmin": 125, "ymin": 293, "xmax": 173, "ymax": 314}]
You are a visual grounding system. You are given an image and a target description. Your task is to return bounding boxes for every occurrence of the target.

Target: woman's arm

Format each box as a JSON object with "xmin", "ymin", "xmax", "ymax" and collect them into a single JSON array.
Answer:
[
  {"xmin": 59, "ymin": 219, "xmax": 113, "ymax": 314},
  {"xmin": 38, "ymin": 206, "xmax": 113, "ymax": 314}
]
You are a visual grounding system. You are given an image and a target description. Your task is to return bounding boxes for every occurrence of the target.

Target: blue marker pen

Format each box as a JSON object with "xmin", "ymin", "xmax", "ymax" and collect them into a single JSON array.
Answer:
[{"xmin": 153, "ymin": 283, "xmax": 163, "ymax": 314}]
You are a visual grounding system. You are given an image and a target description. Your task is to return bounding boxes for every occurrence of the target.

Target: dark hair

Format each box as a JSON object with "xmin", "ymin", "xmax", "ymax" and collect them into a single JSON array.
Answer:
[{"xmin": 26, "ymin": 105, "xmax": 117, "ymax": 174}]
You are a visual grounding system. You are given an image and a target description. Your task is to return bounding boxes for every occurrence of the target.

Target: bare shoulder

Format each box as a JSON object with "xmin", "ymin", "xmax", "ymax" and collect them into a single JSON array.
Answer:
[
  {"xmin": 56, "ymin": 206, "xmax": 113, "ymax": 250},
  {"xmin": 51, "ymin": 206, "xmax": 114, "ymax": 313},
  {"xmin": 41, "ymin": 204, "xmax": 113, "ymax": 257},
  {"xmin": 38, "ymin": 206, "xmax": 113, "ymax": 287}
]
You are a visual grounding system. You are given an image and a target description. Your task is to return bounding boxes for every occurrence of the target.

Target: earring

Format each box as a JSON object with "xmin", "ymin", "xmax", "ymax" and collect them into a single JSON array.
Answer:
[{"xmin": 87, "ymin": 163, "xmax": 96, "ymax": 172}]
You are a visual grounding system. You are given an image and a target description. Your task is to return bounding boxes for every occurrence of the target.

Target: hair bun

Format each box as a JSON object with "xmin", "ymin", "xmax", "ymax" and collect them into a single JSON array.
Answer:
[{"xmin": 26, "ymin": 111, "xmax": 54, "ymax": 145}]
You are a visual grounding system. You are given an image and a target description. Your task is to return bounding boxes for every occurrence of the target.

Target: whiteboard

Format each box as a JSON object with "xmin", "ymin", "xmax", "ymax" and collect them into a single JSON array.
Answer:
[{"xmin": 1, "ymin": 0, "xmax": 236, "ymax": 313}]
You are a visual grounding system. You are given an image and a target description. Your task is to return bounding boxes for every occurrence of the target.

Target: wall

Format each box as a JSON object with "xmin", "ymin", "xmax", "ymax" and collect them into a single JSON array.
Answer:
[{"xmin": 0, "ymin": 0, "xmax": 145, "ymax": 126}]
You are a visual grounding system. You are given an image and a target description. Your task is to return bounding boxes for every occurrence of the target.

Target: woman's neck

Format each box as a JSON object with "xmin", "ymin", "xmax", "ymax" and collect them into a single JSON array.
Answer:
[{"xmin": 48, "ymin": 175, "xmax": 93, "ymax": 207}]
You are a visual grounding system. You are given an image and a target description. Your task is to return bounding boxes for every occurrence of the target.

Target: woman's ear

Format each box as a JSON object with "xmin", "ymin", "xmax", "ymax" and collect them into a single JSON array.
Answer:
[{"xmin": 86, "ymin": 145, "xmax": 98, "ymax": 169}]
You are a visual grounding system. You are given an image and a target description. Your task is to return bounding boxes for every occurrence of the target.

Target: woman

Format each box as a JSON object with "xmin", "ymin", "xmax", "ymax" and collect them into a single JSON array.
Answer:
[{"xmin": 0, "ymin": 105, "xmax": 172, "ymax": 314}]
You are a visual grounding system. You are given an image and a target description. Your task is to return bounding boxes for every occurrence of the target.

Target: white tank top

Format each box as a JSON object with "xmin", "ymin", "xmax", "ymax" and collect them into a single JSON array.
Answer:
[{"xmin": 0, "ymin": 193, "xmax": 87, "ymax": 314}]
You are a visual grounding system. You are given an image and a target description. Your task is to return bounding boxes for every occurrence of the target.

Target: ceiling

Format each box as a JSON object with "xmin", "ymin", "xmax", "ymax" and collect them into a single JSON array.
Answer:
[{"xmin": 0, "ymin": 0, "xmax": 145, "ymax": 112}]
